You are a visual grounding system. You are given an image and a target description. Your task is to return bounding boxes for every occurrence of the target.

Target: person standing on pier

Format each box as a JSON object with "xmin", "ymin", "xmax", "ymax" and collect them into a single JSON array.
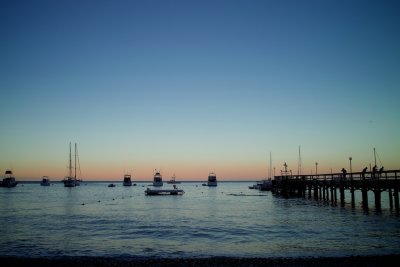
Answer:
[
  {"xmin": 379, "ymin": 166, "xmax": 384, "ymax": 178},
  {"xmin": 362, "ymin": 167, "xmax": 368, "ymax": 179},
  {"xmin": 372, "ymin": 165, "xmax": 377, "ymax": 179},
  {"xmin": 341, "ymin": 168, "xmax": 347, "ymax": 179}
]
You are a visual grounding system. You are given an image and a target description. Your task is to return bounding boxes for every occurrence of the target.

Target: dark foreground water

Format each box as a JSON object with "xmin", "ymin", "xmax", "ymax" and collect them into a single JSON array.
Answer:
[{"xmin": 0, "ymin": 182, "xmax": 399, "ymax": 259}]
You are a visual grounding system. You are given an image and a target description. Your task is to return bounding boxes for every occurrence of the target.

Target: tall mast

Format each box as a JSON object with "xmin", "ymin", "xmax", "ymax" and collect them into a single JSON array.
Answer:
[
  {"xmin": 69, "ymin": 142, "xmax": 72, "ymax": 178},
  {"xmin": 374, "ymin": 147, "xmax": 377, "ymax": 167},
  {"xmin": 74, "ymin": 143, "xmax": 77, "ymax": 180},
  {"xmin": 298, "ymin": 146, "xmax": 302, "ymax": 176},
  {"xmin": 269, "ymin": 152, "xmax": 272, "ymax": 179}
]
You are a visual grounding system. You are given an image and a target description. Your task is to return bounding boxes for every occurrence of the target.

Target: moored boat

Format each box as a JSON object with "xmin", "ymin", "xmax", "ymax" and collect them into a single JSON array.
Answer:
[
  {"xmin": 207, "ymin": 172, "xmax": 217, "ymax": 186},
  {"xmin": 0, "ymin": 170, "xmax": 18, "ymax": 188},
  {"xmin": 167, "ymin": 173, "xmax": 181, "ymax": 184},
  {"xmin": 259, "ymin": 179, "xmax": 272, "ymax": 191},
  {"xmin": 153, "ymin": 170, "xmax": 163, "ymax": 186},
  {"xmin": 145, "ymin": 185, "xmax": 184, "ymax": 195},
  {"xmin": 123, "ymin": 174, "xmax": 132, "ymax": 186},
  {"xmin": 63, "ymin": 142, "xmax": 82, "ymax": 187},
  {"xmin": 40, "ymin": 176, "xmax": 50, "ymax": 186}
]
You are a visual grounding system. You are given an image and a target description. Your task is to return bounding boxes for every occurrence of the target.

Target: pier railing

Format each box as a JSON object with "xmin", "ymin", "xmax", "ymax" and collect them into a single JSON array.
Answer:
[{"xmin": 274, "ymin": 170, "xmax": 400, "ymax": 182}]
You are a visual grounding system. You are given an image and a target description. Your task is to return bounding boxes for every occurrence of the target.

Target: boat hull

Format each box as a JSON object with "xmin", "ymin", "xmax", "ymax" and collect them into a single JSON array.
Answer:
[{"xmin": 1, "ymin": 178, "xmax": 18, "ymax": 188}]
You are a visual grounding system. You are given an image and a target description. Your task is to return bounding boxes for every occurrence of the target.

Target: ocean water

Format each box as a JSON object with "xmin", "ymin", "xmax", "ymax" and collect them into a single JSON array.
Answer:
[{"xmin": 0, "ymin": 181, "xmax": 399, "ymax": 259}]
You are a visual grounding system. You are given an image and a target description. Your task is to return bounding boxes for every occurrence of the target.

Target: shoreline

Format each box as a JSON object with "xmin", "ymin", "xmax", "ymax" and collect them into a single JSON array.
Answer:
[{"xmin": 1, "ymin": 255, "xmax": 400, "ymax": 267}]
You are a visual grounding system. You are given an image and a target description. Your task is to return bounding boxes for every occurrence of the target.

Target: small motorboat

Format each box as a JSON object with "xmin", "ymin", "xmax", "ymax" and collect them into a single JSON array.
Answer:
[
  {"xmin": 108, "ymin": 183, "xmax": 116, "ymax": 187},
  {"xmin": 40, "ymin": 176, "xmax": 50, "ymax": 186},
  {"xmin": 153, "ymin": 170, "xmax": 163, "ymax": 186},
  {"xmin": 206, "ymin": 172, "xmax": 217, "ymax": 186},
  {"xmin": 0, "ymin": 170, "xmax": 18, "ymax": 188},
  {"xmin": 123, "ymin": 174, "xmax": 132, "ymax": 186}
]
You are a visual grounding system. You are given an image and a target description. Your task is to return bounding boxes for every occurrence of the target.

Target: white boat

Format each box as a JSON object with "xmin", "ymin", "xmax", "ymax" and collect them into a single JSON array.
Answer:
[
  {"xmin": 145, "ymin": 185, "xmax": 184, "ymax": 195},
  {"xmin": 63, "ymin": 143, "xmax": 82, "ymax": 187},
  {"xmin": 153, "ymin": 170, "xmax": 163, "ymax": 186},
  {"xmin": 123, "ymin": 174, "xmax": 132, "ymax": 186},
  {"xmin": 40, "ymin": 176, "xmax": 50, "ymax": 186},
  {"xmin": 0, "ymin": 170, "xmax": 18, "ymax": 188},
  {"xmin": 167, "ymin": 173, "xmax": 181, "ymax": 184},
  {"xmin": 207, "ymin": 172, "xmax": 217, "ymax": 186}
]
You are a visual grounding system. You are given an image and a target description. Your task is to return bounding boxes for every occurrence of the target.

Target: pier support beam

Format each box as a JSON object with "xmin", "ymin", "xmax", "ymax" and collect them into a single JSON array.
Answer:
[
  {"xmin": 350, "ymin": 187, "xmax": 355, "ymax": 208},
  {"xmin": 373, "ymin": 189, "xmax": 381, "ymax": 211},
  {"xmin": 362, "ymin": 181, "xmax": 369, "ymax": 210},
  {"xmin": 325, "ymin": 185, "xmax": 329, "ymax": 201},
  {"xmin": 333, "ymin": 186, "xmax": 337, "ymax": 205},
  {"xmin": 339, "ymin": 184, "xmax": 345, "ymax": 207},
  {"xmin": 389, "ymin": 189, "xmax": 393, "ymax": 210},
  {"xmin": 314, "ymin": 184, "xmax": 318, "ymax": 200}
]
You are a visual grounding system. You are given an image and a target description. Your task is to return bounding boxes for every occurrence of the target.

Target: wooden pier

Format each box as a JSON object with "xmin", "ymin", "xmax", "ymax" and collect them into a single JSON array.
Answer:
[{"xmin": 273, "ymin": 170, "xmax": 400, "ymax": 212}]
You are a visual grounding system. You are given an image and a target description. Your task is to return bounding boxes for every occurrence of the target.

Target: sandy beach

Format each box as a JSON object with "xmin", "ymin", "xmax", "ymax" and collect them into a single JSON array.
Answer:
[{"xmin": 1, "ymin": 255, "xmax": 400, "ymax": 267}]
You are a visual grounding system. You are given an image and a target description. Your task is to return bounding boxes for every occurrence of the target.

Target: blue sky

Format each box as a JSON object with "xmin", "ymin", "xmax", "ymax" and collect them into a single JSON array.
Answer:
[{"xmin": 1, "ymin": 0, "xmax": 399, "ymax": 180}]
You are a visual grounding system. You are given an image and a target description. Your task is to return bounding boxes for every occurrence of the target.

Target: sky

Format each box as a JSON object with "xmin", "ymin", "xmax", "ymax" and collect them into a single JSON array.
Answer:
[{"xmin": 1, "ymin": 0, "xmax": 399, "ymax": 181}]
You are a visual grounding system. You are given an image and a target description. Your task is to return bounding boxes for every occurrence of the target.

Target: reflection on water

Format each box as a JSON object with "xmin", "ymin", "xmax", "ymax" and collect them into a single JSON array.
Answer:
[{"xmin": 0, "ymin": 182, "xmax": 399, "ymax": 258}]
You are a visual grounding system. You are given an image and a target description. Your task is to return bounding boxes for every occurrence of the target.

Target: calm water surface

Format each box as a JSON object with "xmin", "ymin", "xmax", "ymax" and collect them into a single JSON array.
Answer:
[{"xmin": 0, "ymin": 181, "xmax": 399, "ymax": 258}]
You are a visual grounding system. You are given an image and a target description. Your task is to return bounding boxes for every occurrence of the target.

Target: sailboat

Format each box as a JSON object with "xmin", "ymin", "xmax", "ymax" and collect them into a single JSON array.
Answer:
[
  {"xmin": 167, "ymin": 173, "xmax": 181, "ymax": 184},
  {"xmin": 63, "ymin": 142, "xmax": 81, "ymax": 187}
]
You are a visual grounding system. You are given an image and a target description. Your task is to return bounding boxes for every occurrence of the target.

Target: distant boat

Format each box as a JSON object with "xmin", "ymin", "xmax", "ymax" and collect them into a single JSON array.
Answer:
[
  {"xmin": 249, "ymin": 184, "xmax": 259, "ymax": 189},
  {"xmin": 123, "ymin": 174, "xmax": 132, "ymax": 186},
  {"xmin": 153, "ymin": 170, "xmax": 163, "ymax": 186},
  {"xmin": 108, "ymin": 183, "xmax": 116, "ymax": 187},
  {"xmin": 40, "ymin": 176, "xmax": 50, "ymax": 186},
  {"xmin": 207, "ymin": 172, "xmax": 217, "ymax": 187},
  {"xmin": 63, "ymin": 142, "xmax": 82, "ymax": 187},
  {"xmin": 0, "ymin": 170, "xmax": 18, "ymax": 188},
  {"xmin": 167, "ymin": 173, "xmax": 181, "ymax": 184},
  {"xmin": 259, "ymin": 179, "xmax": 272, "ymax": 191}
]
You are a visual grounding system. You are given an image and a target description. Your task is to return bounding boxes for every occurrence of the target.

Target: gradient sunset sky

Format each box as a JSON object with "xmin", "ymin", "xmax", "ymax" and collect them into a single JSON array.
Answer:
[{"xmin": 1, "ymin": 0, "xmax": 399, "ymax": 181}]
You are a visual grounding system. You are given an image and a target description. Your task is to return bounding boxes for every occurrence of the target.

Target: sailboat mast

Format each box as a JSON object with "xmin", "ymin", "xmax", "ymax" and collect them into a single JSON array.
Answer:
[
  {"xmin": 269, "ymin": 152, "xmax": 272, "ymax": 179},
  {"xmin": 74, "ymin": 143, "xmax": 77, "ymax": 180},
  {"xmin": 374, "ymin": 147, "xmax": 377, "ymax": 167},
  {"xmin": 69, "ymin": 142, "xmax": 72, "ymax": 178},
  {"xmin": 297, "ymin": 146, "xmax": 302, "ymax": 176}
]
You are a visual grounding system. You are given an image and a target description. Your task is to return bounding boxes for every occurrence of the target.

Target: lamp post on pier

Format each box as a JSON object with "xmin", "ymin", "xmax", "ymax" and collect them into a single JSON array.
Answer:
[
  {"xmin": 315, "ymin": 162, "xmax": 318, "ymax": 177},
  {"xmin": 349, "ymin": 157, "xmax": 353, "ymax": 180}
]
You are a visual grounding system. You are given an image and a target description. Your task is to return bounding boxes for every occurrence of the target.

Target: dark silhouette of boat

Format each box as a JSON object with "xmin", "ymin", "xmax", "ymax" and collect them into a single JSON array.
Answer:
[{"xmin": 0, "ymin": 170, "xmax": 18, "ymax": 188}]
